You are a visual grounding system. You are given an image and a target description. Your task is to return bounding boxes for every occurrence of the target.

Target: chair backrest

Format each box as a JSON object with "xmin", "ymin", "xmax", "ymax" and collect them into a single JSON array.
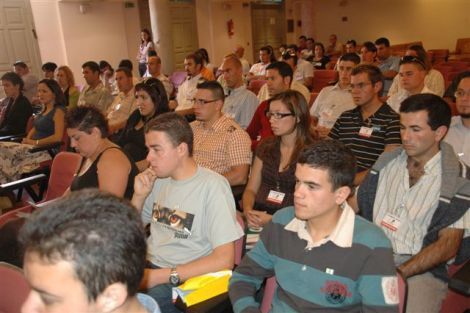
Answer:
[
  {"xmin": 0, "ymin": 262, "xmax": 30, "ymax": 312},
  {"xmin": 260, "ymin": 276, "xmax": 277, "ymax": 313},
  {"xmin": 44, "ymin": 151, "xmax": 81, "ymax": 201},
  {"xmin": 312, "ymin": 70, "xmax": 338, "ymax": 93},
  {"xmin": 234, "ymin": 211, "xmax": 246, "ymax": 266},
  {"xmin": 397, "ymin": 271, "xmax": 407, "ymax": 313},
  {"xmin": 248, "ymin": 79, "xmax": 266, "ymax": 95}
]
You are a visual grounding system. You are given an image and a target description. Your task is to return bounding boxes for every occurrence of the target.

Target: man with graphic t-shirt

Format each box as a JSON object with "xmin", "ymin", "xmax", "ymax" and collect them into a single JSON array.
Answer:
[{"xmin": 132, "ymin": 112, "xmax": 243, "ymax": 313}]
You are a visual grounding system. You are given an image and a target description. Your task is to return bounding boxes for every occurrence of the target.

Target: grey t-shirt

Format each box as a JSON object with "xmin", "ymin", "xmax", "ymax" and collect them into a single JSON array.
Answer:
[{"xmin": 142, "ymin": 166, "xmax": 244, "ymax": 267}]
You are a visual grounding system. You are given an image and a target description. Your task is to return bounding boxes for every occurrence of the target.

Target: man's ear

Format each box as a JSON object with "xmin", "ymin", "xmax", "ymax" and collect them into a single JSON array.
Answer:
[
  {"xmin": 435, "ymin": 125, "xmax": 448, "ymax": 142},
  {"xmin": 96, "ymin": 283, "xmax": 128, "ymax": 313},
  {"xmin": 334, "ymin": 185, "xmax": 351, "ymax": 206}
]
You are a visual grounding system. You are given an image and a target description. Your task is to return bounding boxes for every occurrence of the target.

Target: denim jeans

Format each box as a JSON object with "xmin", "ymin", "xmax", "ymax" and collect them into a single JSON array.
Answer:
[{"xmin": 145, "ymin": 262, "xmax": 183, "ymax": 313}]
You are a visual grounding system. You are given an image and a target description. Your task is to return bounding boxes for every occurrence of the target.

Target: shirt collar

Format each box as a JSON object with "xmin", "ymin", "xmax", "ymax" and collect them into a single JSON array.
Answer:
[{"xmin": 284, "ymin": 203, "xmax": 356, "ymax": 249}]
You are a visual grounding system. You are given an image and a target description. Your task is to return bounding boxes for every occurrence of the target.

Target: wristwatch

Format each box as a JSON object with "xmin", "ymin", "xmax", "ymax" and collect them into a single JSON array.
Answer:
[{"xmin": 169, "ymin": 267, "xmax": 181, "ymax": 286}]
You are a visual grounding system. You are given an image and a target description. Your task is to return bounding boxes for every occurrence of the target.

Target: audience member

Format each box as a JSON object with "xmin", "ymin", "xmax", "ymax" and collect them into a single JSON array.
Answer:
[
  {"xmin": 66, "ymin": 106, "xmax": 138, "ymax": 199},
  {"xmin": 20, "ymin": 190, "xmax": 161, "ymax": 313},
  {"xmin": 115, "ymin": 78, "xmax": 169, "ymax": 168},
  {"xmin": 326, "ymin": 33, "xmax": 343, "ymax": 55},
  {"xmin": 278, "ymin": 44, "xmax": 288, "ymax": 61},
  {"xmin": 286, "ymin": 44, "xmax": 314, "ymax": 89},
  {"xmin": 196, "ymin": 48, "xmax": 215, "ymax": 80},
  {"xmin": 388, "ymin": 44, "xmax": 445, "ymax": 97},
  {"xmin": 131, "ymin": 112, "xmax": 243, "ymax": 313},
  {"xmin": 329, "ymin": 64, "xmax": 401, "ymax": 185},
  {"xmin": 0, "ymin": 71, "xmax": 32, "ymax": 136},
  {"xmin": 375, "ymin": 37, "xmax": 400, "ymax": 95},
  {"xmin": 56, "ymin": 65, "xmax": 79, "ymax": 109},
  {"xmin": 13, "ymin": 60, "xmax": 39, "ymax": 103},
  {"xmin": 191, "ymin": 80, "xmax": 251, "ymax": 186},
  {"xmin": 41, "ymin": 62, "xmax": 57, "ymax": 79},
  {"xmin": 170, "ymin": 53, "xmax": 203, "ymax": 115},
  {"xmin": 146, "ymin": 55, "xmax": 173, "ymax": 100},
  {"xmin": 78, "ymin": 61, "xmax": 113, "ymax": 113},
  {"xmin": 345, "ymin": 39, "xmax": 358, "ymax": 54},
  {"xmin": 387, "ymin": 55, "xmax": 435, "ymax": 112},
  {"xmin": 234, "ymin": 44, "xmax": 250, "ymax": 75},
  {"xmin": 301, "ymin": 37, "xmax": 315, "ymax": 60},
  {"xmin": 311, "ymin": 42, "xmax": 331, "ymax": 69},
  {"xmin": 248, "ymin": 46, "xmax": 273, "ymax": 80},
  {"xmin": 137, "ymin": 28, "xmax": 155, "ymax": 77},
  {"xmin": 445, "ymin": 71, "xmax": 470, "ymax": 166},
  {"xmin": 220, "ymin": 54, "xmax": 258, "ymax": 129},
  {"xmin": 360, "ymin": 41, "xmax": 378, "ymax": 65},
  {"xmin": 107, "ymin": 67, "xmax": 137, "ymax": 134},
  {"xmin": 99, "ymin": 60, "xmax": 116, "ymax": 94},
  {"xmin": 230, "ymin": 140, "xmax": 398, "ymax": 312},
  {"xmin": 298, "ymin": 35, "xmax": 307, "ymax": 51},
  {"xmin": 118, "ymin": 59, "xmax": 134, "ymax": 72},
  {"xmin": 243, "ymin": 90, "xmax": 315, "ymax": 228},
  {"xmin": 357, "ymin": 93, "xmax": 469, "ymax": 313},
  {"xmin": 311, "ymin": 53, "xmax": 360, "ymax": 138},
  {"xmin": 0, "ymin": 79, "xmax": 65, "ymax": 183}
]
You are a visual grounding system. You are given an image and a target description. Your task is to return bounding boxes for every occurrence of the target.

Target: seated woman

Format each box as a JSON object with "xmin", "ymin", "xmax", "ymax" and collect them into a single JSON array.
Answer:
[
  {"xmin": 311, "ymin": 42, "xmax": 331, "ymax": 69},
  {"xmin": 243, "ymin": 90, "xmax": 316, "ymax": 228},
  {"xmin": 56, "ymin": 65, "xmax": 79, "ymax": 109},
  {"xmin": 0, "ymin": 79, "xmax": 65, "ymax": 183},
  {"xmin": 66, "ymin": 106, "xmax": 138, "ymax": 199},
  {"xmin": 114, "ymin": 78, "xmax": 169, "ymax": 169}
]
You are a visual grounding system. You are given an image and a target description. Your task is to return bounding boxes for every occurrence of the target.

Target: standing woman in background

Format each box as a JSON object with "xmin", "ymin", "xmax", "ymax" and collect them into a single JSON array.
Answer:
[
  {"xmin": 56, "ymin": 65, "xmax": 79, "ymax": 109},
  {"xmin": 137, "ymin": 29, "xmax": 155, "ymax": 77}
]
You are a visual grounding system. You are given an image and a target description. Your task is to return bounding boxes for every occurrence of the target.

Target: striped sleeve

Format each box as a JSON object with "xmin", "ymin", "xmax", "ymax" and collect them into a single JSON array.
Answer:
[
  {"xmin": 229, "ymin": 223, "xmax": 275, "ymax": 313},
  {"xmin": 328, "ymin": 115, "xmax": 342, "ymax": 140}
]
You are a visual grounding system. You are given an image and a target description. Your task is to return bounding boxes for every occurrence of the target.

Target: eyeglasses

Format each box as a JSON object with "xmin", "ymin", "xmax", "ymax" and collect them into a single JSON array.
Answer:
[
  {"xmin": 265, "ymin": 111, "xmax": 294, "ymax": 120},
  {"xmin": 191, "ymin": 98, "xmax": 220, "ymax": 105},
  {"xmin": 455, "ymin": 90, "xmax": 470, "ymax": 98},
  {"xmin": 400, "ymin": 56, "xmax": 426, "ymax": 69}
]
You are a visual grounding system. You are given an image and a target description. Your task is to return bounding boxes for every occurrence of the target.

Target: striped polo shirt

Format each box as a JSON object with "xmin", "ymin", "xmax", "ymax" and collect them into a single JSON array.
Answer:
[{"xmin": 329, "ymin": 104, "xmax": 401, "ymax": 172}]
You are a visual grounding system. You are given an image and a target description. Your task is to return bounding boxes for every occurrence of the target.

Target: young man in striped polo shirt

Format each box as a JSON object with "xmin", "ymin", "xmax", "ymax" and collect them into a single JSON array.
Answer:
[
  {"xmin": 329, "ymin": 64, "xmax": 401, "ymax": 185},
  {"xmin": 230, "ymin": 140, "xmax": 399, "ymax": 312}
]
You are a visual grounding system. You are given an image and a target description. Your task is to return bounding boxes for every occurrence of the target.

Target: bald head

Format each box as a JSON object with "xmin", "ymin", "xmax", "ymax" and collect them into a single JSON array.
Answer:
[
  {"xmin": 147, "ymin": 55, "xmax": 162, "ymax": 76},
  {"xmin": 234, "ymin": 45, "xmax": 244, "ymax": 58},
  {"xmin": 221, "ymin": 55, "xmax": 243, "ymax": 89}
]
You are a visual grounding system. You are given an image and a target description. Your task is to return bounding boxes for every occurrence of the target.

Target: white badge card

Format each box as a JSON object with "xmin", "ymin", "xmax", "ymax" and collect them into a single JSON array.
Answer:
[
  {"xmin": 359, "ymin": 126, "xmax": 374, "ymax": 138},
  {"xmin": 266, "ymin": 190, "xmax": 285, "ymax": 204},
  {"xmin": 380, "ymin": 213, "xmax": 401, "ymax": 232}
]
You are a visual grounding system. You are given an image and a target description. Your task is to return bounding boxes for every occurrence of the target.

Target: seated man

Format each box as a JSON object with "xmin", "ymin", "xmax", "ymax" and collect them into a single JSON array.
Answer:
[
  {"xmin": 0, "ymin": 72, "xmax": 32, "ymax": 136},
  {"xmin": 131, "ymin": 112, "xmax": 243, "ymax": 313},
  {"xmin": 311, "ymin": 53, "xmax": 360, "ymax": 138},
  {"xmin": 78, "ymin": 61, "xmax": 113, "ymax": 113},
  {"xmin": 169, "ymin": 53, "xmax": 203, "ymax": 116},
  {"xmin": 387, "ymin": 55, "xmax": 435, "ymax": 112},
  {"xmin": 445, "ymin": 71, "xmax": 470, "ymax": 166},
  {"xmin": 41, "ymin": 62, "xmax": 57, "ymax": 79},
  {"xmin": 230, "ymin": 140, "xmax": 399, "ymax": 312},
  {"xmin": 107, "ymin": 67, "xmax": 137, "ymax": 134},
  {"xmin": 13, "ymin": 61, "xmax": 38, "ymax": 103},
  {"xmin": 357, "ymin": 93, "xmax": 469, "ymax": 313},
  {"xmin": 248, "ymin": 46, "xmax": 273, "ymax": 81},
  {"xmin": 326, "ymin": 33, "xmax": 343, "ymax": 56},
  {"xmin": 191, "ymin": 80, "xmax": 252, "ymax": 186},
  {"xmin": 329, "ymin": 64, "xmax": 401, "ymax": 185},
  {"xmin": 20, "ymin": 189, "xmax": 161, "ymax": 313},
  {"xmin": 375, "ymin": 37, "xmax": 400, "ymax": 95},
  {"xmin": 147, "ymin": 55, "xmax": 174, "ymax": 100},
  {"xmin": 220, "ymin": 54, "xmax": 258, "ymax": 129}
]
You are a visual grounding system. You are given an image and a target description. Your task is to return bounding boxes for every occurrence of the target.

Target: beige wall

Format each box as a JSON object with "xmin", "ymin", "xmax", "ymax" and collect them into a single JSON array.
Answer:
[
  {"xmin": 30, "ymin": 1, "xmax": 141, "ymax": 86},
  {"xmin": 305, "ymin": 0, "xmax": 470, "ymax": 50},
  {"xmin": 196, "ymin": 0, "xmax": 254, "ymax": 68}
]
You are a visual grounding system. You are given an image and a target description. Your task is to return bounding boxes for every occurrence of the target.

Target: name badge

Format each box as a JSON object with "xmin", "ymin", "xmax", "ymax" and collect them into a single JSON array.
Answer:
[
  {"xmin": 266, "ymin": 190, "xmax": 285, "ymax": 204},
  {"xmin": 359, "ymin": 126, "xmax": 374, "ymax": 138},
  {"xmin": 381, "ymin": 213, "xmax": 401, "ymax": 232}
]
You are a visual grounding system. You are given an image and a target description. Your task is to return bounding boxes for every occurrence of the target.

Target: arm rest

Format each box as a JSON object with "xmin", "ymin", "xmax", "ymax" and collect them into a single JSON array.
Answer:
[
  {"xmin": 0, "ymin": 134, "xmax": 25, "ymax": 142},
  {"xmin": 29, "ymin": 141, "xmax": 62, "ymax": 157},
  {"xmin": 0, "ymin": 173, "xmax": 48, "ymax": 192}
]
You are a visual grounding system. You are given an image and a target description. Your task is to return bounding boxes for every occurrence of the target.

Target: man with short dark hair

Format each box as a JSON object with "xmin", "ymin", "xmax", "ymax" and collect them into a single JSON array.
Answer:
[
  {"xmin": 445, "ymin": 72, "xmax": 470, "ymax": 166},
  {"xmin": 375, "ymin": 37, "xmax": 400, "ymax": 95},
  {"xmin": 191, "ymin": 80, "xmax": 251, "ymax": 186},
  {"xmin": 329, "ymin": 64, "xmax": 401, "ymax": 185},
  {"xmin": 248, "ymin": 46, "xmax": 272, "ymax": 80},
  {"xmin": 220, "ymin": 55, "xmax": 258, "ymax": 128},
  {"xmin": 107, "ymin": 67, "xmax": 137, "ymax": 133},
  {"xmin": 78, "ymin": 61, "xmax": 113, "ymax": 113},
  {"xmin": 311, "ymin": 53, "xmax": 360, "ymax": 138},
  {"xmin": 20, "ymin": 190, "xmax": 161, "ymax": 313},
  {"xmin": 146, "ymin": 55, "xmax": 173, "ymax": 100},
  {"xmin": 132, "ymin": 112, "xmax": 243, "ymax": 313},
  {"xmin": 345, "ymin": 39, "xmax": 358, "ymax": 54},
  {"xmin": 358, "ymin": 93, "xmax": 469, "ymax": 313},
  {"xmin": 13, "ymin": 60, "xmax": 38, "ymax": 103},
  {"xmin": 41, "ymin": 62, "xmax": 57, "ymax": 79},
  {"xmin": 0, "ymin": 71, "xmax": 32, "ymax": 136},
  {"xmin": 230, "ymin": 140, "xmax": 398, "ymax": 312},
  {"xmin": 327, "ymin": 33, "xmax": 342, "ymax": 55}
]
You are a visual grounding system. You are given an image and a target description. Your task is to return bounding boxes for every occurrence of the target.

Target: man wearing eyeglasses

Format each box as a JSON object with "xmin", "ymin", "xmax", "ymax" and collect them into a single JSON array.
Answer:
[
  {"xmin": 329, "ymin": 64, "xmax": 401, "ymax": 185},
  {"xmin": 387, "ymin": 55, "xmax": 435, "ymax": 113},
  {"xmin": 190, "ymin": 80, "xmax": 252, "ymax": 187},
  {"xmin": 445, "ymin": 72, "xmax": 470, "ymax": 166}
]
